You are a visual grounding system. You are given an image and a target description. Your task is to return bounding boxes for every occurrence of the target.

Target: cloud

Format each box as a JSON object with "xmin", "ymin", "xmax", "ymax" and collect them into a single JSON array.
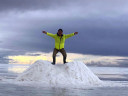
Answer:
[
  {"xmin": 0, "ymin": 0, "xmax": 128, "ymax": 17},
  {"xmin": 0, "ymin": 0, "xmax": 76, "ymax": 12},
  {"xmin": 0, "ymin": 0, "xmax": 128, "ymax": 57},
  {"xmin": 1, "ymin": 11, "xmax": 128, "ymax": 56},
  {"xmin": 81, "ymin": 55, "xmax": 128, "ymax": 67},
  {"xmin": 6, "ymin": 51, "xmax": 128, "ymax": 67},
  {"xmin": 0, "ymin": 48, "xmax": 27, "ymax": 64}
]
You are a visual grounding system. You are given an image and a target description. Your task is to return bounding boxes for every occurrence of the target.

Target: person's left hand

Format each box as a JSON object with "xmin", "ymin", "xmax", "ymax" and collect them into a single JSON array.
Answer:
[{"xmin": 74, "ymin": 32, "xmax": 78, "ymax": 35}]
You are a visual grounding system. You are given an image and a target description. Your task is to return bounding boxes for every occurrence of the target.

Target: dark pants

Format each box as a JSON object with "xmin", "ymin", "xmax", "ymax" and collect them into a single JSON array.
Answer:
[{"xmin": 52, "ymin": 48, "xmax": 67, "ymax": 64}]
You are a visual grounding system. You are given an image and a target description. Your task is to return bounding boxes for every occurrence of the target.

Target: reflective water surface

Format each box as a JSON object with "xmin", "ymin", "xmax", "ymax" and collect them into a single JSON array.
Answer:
[
  {"xmin": 0, "ymin": 64, "xmax": 128, "ymax": 96},
  {"xmin": 0, "ymin": 83, "xmax": 128, "ymax": 96}
]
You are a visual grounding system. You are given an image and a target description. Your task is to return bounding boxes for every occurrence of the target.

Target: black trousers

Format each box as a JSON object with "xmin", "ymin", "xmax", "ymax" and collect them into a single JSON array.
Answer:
[{"xmin": 52, "ymin": 48, "xmax": 67, "ymax": 64}]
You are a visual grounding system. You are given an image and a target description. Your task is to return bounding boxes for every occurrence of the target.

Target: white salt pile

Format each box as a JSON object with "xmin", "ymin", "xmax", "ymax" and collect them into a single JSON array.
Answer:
[{"xmin": 16, "ymin": 60, "xmax": 103, "ymax": 87}]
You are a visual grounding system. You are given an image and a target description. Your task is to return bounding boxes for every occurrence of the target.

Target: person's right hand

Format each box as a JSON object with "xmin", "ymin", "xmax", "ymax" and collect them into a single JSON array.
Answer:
[{"xmin": 42, "ymin": 31, "xmax": 47, "ymax": 34}]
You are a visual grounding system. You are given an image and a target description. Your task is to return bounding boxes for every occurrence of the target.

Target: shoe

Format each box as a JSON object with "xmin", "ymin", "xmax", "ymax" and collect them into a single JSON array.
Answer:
[
  {"xmin": 63, "ymin": 56, "xmax": 68, "ymax": 64},
  {"xmin": 64, "ymin": 62, "xmax": 68, "ymax": 64},
  {"xmin": 51, "ymin": 62, "xmax": 55, "ymax": 65}
]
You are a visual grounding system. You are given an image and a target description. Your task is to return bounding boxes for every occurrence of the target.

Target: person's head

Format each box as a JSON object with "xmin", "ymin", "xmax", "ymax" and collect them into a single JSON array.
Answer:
[{"xmin": 57, "ymin": 29, "xmax": 63, "ymax": 36}]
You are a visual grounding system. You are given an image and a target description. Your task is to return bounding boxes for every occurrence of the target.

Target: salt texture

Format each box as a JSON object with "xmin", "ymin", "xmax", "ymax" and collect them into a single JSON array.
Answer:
[{"xmin": 16, "ymin": 60, "xmax": 103, "ymax": 87}]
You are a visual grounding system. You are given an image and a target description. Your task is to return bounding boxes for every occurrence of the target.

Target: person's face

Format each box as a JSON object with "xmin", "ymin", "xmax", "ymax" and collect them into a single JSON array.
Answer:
[{"xmin": 58, "ymin": 30, "xmax": 63, "ymax": 36}]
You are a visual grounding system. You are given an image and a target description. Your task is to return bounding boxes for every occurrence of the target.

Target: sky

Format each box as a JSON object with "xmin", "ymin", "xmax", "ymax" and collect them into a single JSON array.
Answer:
[{"xmin": 0, "ymin": 0, "xmax": 128, "ymax": 65}]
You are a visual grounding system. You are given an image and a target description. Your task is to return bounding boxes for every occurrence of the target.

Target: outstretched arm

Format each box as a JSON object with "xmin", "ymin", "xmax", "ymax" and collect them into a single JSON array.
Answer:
[
  {"xmin": 42, "ymin": 31, "xmax": 56, "ymax": 38},
  {"xmin": 65, "ymin": 32, "xmax": 78, "ymax": 39}
]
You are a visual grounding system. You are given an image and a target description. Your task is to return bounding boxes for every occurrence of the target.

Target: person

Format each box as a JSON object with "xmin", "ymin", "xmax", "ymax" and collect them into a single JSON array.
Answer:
[{"xmin": 42, "ymin": 29, "xmax": 78, "ymax": 65}]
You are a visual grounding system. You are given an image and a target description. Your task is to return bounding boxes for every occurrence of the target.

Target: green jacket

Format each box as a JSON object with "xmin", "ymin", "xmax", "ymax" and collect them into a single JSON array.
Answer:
[{"xmin": 47, "ymin": 32, "xmax": 75, "ymax": 50}]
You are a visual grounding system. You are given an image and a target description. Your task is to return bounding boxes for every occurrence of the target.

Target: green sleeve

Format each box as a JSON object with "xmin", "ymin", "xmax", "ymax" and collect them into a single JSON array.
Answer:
[
  {"xmin": 65, "ymin": 33, "xmax": 75, "ymax": 39},
  {"xmin": 47, "ymin": 32, "xmax": 56, "ymax": 38}
]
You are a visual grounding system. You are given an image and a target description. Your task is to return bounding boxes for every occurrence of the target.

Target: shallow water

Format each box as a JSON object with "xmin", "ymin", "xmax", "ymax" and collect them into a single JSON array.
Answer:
[
  {"xmin": 0, "ymin": 64, "xmax": 128, "ymax": 96},
  {"xmin": 0, "ymin": 82, "xmax": 128, "ymax": 96}
]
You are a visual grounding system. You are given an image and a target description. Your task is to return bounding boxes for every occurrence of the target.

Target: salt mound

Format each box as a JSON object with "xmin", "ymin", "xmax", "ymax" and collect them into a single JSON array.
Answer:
[{"xmin": 16, "ymin": 60, "xmax": 103, "ymax": 87}]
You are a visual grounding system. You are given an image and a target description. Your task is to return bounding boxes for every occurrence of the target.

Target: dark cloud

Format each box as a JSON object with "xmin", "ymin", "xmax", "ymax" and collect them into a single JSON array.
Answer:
[
  {"xmin": 1, "ymin": 17, "xmax": 128, "ymax": 56},
  {"xmin": 1, "ymin": 0, "xmax": 128, "ymax": 59},
  {"xmin": 1, "ymin": 0, "xmax": 127, "ymax": 13},
  {"xmin": 0, "ymin": 0, "xmax": 75, "ymax": 12},
  {"xmin": 60, "ymin": 18, "xmax": 128, "ymax": 56},
  {"xmin": 25, "ymin": 53, "xmax": 41, "ymax": 56},
  {"xmin": 0, "ymin": 48, "xmax": 27, "ymax": 64},
  {"xmin": 86, "ymin": 58, "xmax": 128, "ymax": 67},
  {"xmin": 117, "ymin": 59, "xmax": 128, "ymax": 61},
  {"xmin": 0, "ymin": 58, "xmax": 12, "ymax": 64},
  {"xmin": 0, "ymin": 49, "xmax": 26, "ymax": 57}
]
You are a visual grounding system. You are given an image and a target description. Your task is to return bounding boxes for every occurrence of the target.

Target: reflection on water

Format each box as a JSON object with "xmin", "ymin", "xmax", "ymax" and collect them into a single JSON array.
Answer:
[
  {"xmin": 90, "ymin": 67, "xmax": 128, "ymax": 74},
  {"xmin": 0, "ymin": 64, "xmax": 128, "ymax": 96},
  {"xmin": 0, "ymin": 83, "xmax": 128, "ymax": 96},
  {"xmin": 90, "ymin": 67, "xmax": 128, "ymax": 81}
]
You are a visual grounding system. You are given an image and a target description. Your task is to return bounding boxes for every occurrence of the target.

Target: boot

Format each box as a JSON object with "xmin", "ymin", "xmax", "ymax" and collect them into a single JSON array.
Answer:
[
  {"xmin": 51, "ymin": 56, "xmax": 56, "ymax": 65},
  {"xmin": 63, "ymin": 56, "xmax": 68, "ymax": 64},
  {"xmin": 51, "ymin": 62, "xmax": 55, "ymax": 65}
]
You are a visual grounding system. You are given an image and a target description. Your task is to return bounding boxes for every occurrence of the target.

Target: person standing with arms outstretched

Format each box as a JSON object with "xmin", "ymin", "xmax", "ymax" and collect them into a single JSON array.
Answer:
[{"xmin": 42, "ymin": 29, "xmax": 78, "ymax": 65}]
